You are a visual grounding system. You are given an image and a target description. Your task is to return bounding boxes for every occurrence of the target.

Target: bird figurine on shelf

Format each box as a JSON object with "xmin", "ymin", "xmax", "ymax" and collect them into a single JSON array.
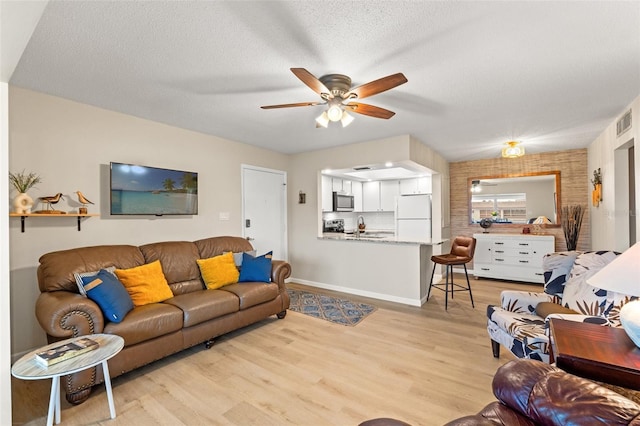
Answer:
[
  {"xmin": 75, "ymin": 191, "xmax": 94, "ymax": 214},
  {"xmin": 36, "ymin": 193, "xmax": 65, "ymax": 214}
]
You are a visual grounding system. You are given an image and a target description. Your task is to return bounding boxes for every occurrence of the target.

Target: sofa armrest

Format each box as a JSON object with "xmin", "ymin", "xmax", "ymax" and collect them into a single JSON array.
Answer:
[
  {"xmin": 500, "ymin": 290, "xmax": 556, "ymax": 314},
  {"xmin": 35, "ymin": 291, "xmax": 105, "ymax": 340},
  {"xmin": 271, "ymin": 260, "xmax": 291, "ymax": 291},
  {"xmin": 493, "ymin": 359, "xmax": 640, "ymax": 425}
]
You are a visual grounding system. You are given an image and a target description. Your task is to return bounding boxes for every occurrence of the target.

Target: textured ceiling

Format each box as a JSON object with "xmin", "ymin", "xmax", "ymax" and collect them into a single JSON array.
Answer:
[{"xmin": 9, "ymin": 1, "xmax": 640, "ymax": 161}]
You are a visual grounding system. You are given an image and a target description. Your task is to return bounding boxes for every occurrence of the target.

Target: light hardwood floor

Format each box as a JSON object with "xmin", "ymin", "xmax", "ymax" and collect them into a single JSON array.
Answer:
[{"xmin": 12, "ymin": 277, "xmax": 539, "ymax": 426}]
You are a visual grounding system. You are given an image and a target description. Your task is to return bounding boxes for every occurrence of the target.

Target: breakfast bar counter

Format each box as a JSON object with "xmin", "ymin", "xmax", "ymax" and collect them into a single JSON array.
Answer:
[
  {"xmin": 306, "ymin": 233, "xmax": 447, "ymax": 306},
  {"xmin": 320, "ymin": 231, "xmax": 441, "ymax": 245}
]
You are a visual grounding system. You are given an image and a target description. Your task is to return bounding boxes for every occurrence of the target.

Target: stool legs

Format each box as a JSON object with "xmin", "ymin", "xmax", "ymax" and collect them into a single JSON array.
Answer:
[
  {"xmin": 463, "ymin": 264, "xmax": 475, "ymax": 308},
  {"xmin": 427, "ymin": 262, "xmax": 474, "ymax": 310}
]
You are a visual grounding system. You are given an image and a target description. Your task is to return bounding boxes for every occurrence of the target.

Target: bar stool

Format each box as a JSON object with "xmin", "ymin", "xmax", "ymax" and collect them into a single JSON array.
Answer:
[{"xmin": 427, "ymin": 236, "xmax": 476, "ymax": 310}]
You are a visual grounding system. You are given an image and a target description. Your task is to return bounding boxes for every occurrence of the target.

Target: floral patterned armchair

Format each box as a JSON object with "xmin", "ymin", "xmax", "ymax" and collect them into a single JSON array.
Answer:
[{"xmin": 487, "ymin": 250, "xmax": 629, "ymax": 363}]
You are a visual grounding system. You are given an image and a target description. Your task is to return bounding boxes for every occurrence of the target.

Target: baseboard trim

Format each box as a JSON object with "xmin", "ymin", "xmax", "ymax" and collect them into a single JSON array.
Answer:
[{"xmin": 288, "ymin": 277, "xmax": 424, "ymax": 307}]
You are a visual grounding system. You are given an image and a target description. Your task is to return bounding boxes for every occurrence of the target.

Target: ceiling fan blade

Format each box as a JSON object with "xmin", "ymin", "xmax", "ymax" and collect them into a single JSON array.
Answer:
[
  {"xmin": 345, "ymin": 73, "xmax": 408, "ymax": 100},
  {"xmin": 261, "ymin": 101, "xmax": 323, "ymax": 109},
  {"xmin": 345, "ymin": 102, "xmax": 396, "ymax": 119},
  {"xmin": 290, "ymin": 68, "xmax": 332, "ymax": 97}
]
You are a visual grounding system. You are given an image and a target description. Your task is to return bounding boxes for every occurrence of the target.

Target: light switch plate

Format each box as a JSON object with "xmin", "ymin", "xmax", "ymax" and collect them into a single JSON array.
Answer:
[{"xmin": 219, "ymin": 212, "xmax": 230, "ymax": 221}]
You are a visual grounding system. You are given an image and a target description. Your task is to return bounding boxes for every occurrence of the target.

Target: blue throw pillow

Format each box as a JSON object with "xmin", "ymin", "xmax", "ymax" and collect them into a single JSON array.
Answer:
[
  {"xmin": 238, "ymin": 251, "xmax": 272, "ymax": 283},
  {"xmin": 80, "ymin": 269, "xmax": 134, "ymax": 323}
]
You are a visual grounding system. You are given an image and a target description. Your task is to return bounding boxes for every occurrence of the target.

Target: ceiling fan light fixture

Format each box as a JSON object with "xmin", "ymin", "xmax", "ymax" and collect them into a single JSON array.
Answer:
[
  {"xmin": 315, "ymin": 111, "xmax": 329, "ymax": 128},
  {"xmin": 327, "ymin": 104, "xmax": 343, "ymax": 122},
  {"xmin": 340, "ymin": 110, "xmax": 354, "ymax": 127},
  {"xmin": 502, "ymin": 141, "xmax": 525, "ymax": 158}
]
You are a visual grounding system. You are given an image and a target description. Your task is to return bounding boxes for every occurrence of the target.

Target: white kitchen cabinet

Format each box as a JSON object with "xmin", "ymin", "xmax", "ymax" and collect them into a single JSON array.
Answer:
[
  {"xmin": 352, "ymin": 181, "xmax": 363, "ymax": 212},
  {"xmin": 380, "ymin": 180, "xmax": 399, "ymax": 211},
  {"xmin": 362, "ymin": 181, "xmax": 399, "ymax": 212},
  {"xmin": 342, "ymin": 180, "xmax": 352, "ymax": 194},
  {"xmin": 331, "ymin": 178, "xmax": 353, "ymax": 194},
  {"xmin": 400, "ymin": 177, "xmax": 432, "ymax": 195},
  {"xmin": 321, "ymin": 175, "xmax": 333, "ymax": 212},
  {"xmin": 473, "ymin": 233, "xmax": 555, "ymax": 284},
  {"xmin": 362, "ymin": 181, "xmax": 380, "ymax": 211}
]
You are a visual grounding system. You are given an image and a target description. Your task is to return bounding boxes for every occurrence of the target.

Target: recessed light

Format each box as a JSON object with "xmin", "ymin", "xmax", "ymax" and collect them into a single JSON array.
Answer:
[{"xmin": 385, "ymin": 162, "xmax": 393, "ymax": 167}]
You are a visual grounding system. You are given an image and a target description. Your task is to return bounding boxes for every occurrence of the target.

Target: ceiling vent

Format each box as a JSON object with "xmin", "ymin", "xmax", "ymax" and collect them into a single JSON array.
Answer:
[
  {"xmin": 617, "ymin": 109, "xmax": 632, "ymax": 137},
  {"xmin": 353, "ymin": 166, "xmax": 371, "ymax": 171}
]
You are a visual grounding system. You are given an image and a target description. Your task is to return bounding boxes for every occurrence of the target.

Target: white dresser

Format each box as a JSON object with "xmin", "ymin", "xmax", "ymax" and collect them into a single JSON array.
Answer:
[{"xmin": 473, "ymin": 233, "xmax": 555, "ymax": 284}]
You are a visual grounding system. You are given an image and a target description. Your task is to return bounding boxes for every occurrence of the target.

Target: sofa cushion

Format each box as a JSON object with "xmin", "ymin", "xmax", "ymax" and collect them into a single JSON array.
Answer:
[
  {"xmin": 197, "ymin": 252, "xmax": 239, "ymax": 289},
  {"xmin": 238, "ymin": 251, "xmax": 272, "ymax": 283},
  {"xmin": 38, "ymin": 245, "xmax": 145, "ymax": 293},
  {"xmin": 226, "ymin": 250, "xmax": 257, "ymax": 267},
  {"xmin": 103, "ymin": 302, "xmax": 184, "ymax": 346},
  {"xmin": 219, "ymin": 282, "xmax": 279, "ymax": 309},
  {"xmin": 195, "ymin": 236, "xmax": 254, "ymax": 259},
  {"xmin": 561, "ymin": 251, "xmax": 619, "ymax": 314},
  {"xmin": 139, "ymin": 241, "xmax": 203, "ymax": 295},
  {"xmin": 74, "ymin": 266, "xmax": 117, "ymax": 296},
  {"xmin": 164, "ymin": 290, "xmax": 239, "ymax": 327},
  {"xmin": 115, "ymin": 260, "xmax": 174, "ymax": 307},
  {"xmin": 78, "ymin": 269, "xmax": 134, "ymax": 323},
  {"xmin": 542, "ymin": 251, "xmax": 579, "ymax": 297}
]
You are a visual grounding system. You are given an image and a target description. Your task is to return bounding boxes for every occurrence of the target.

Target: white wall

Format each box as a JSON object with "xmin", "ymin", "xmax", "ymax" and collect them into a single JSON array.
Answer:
[
  {"xmin": 9, "ymin": 87, "xmax": 289, "ymax": 356},
  {"xmin": 2, "ymin": 2, "xmax": 49, "ymax": 423},
  {"xmin": 1, "ymin": 82, "xmax": 12, "ymax": 426},
  {"xmin": 588, "ymin": 94, "xmax": 640, "ymax": 251}
]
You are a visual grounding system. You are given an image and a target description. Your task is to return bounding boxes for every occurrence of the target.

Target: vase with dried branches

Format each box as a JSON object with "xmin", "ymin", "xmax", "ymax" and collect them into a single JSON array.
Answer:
[
  {"xmin": 561, "ymin": 204, "xmax": 585, "ymax": 251},
  {"xmin": 9, "ymin": 170, "xmax": 42, "ymax": 214}
]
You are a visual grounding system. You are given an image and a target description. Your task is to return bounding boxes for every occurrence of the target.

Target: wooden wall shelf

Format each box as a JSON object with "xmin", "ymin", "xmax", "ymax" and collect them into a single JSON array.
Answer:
[{"xmin": 9, "ymin": 213, "xmax": 99, "ymax": 232}]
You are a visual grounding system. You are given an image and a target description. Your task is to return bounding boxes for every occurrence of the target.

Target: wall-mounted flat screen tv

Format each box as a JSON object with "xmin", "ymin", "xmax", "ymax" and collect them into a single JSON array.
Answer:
[{"xmin": 110, "ymin": 162, "xmax": 198, "ymax": 215}]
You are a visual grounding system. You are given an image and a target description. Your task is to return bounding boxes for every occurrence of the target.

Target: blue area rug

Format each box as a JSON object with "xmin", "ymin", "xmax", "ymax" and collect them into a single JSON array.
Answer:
[{"xmin": 287, "ymin": 288, "xmax": 377, "ymax": 326}]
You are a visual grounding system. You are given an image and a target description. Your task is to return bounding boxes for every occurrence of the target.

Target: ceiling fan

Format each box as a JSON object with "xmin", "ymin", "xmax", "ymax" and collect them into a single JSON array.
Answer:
[
  {"xmin": 470, "ymin": 179, "xmax": 497, "ymax": 193},
  {"xmin": 261, "ymin": 68, "xmax": 408, "ymax": 127}
]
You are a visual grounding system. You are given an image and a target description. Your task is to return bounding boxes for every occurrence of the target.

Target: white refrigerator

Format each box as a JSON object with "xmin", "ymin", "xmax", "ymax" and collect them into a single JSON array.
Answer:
[{"xmin": 395, "ymin": 194, "xmax": 432, "ymax": 240}]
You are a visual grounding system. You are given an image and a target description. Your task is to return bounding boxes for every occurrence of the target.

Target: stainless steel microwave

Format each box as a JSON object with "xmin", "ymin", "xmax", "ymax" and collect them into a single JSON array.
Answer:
[{"xmin": 333, "ymin": 192, "xmax": 354, "ymax": 212}]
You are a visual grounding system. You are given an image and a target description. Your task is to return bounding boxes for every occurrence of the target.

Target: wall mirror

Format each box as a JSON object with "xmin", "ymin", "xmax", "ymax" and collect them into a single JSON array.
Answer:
[{"xmin": 468, "ymin": 171, "xmax": 561, "ymax": 226}]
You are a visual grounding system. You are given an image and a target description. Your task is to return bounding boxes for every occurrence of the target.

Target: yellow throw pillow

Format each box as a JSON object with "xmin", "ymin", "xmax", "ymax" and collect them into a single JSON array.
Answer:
[
  {"xmin": 115, "ymin": 260, "xmax": 173, "ymax": 307},
  {"xmin": 197, "ymin": 252, "xmax": 239, "ymax": 289}
]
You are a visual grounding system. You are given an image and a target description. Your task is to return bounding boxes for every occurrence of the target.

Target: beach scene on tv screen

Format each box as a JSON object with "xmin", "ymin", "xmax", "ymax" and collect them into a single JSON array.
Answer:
[{"xmin": 111, "ymin": 163, "xmax": 198, "ymax": 215}]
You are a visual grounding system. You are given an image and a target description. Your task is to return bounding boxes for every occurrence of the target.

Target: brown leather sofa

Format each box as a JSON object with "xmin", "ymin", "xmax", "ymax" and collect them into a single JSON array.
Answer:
[
  {"xmin": 445, "ymin": 359, "xmax": 640, "ymax": 425},
  {"xmin": 35, "ymin": 236, "xmax": 290, "ymax": 404},
  {"xmin": 361, "ymin": 359, "xmax": 640, "ymax": 425}
]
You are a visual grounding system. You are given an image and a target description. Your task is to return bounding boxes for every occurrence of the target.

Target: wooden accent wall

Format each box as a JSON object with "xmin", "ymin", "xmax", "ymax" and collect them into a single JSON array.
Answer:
[{"xmin": 450, "ymin": 148, "xmax": 590, "ymax": 254}]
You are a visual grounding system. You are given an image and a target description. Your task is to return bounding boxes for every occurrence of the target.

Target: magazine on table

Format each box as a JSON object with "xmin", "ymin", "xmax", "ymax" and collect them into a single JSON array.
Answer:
[{"xmin": 35, "ymin": 337, "xmax": 100, "ymax": 367}]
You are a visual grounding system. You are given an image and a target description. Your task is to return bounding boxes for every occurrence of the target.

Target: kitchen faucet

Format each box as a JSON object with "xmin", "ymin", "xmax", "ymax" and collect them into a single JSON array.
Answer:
[{"xmin": 356, "ymin": 215, "xmax": 365, "ymax": 237}]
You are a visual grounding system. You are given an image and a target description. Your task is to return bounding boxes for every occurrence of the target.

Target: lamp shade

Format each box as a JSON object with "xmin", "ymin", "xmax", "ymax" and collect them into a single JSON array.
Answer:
[
  {"xmin": 587, "ymin": 242, "xmax": 640, "ymax": 347},
  {"xmin": 586, "ymin": 242, "xmax": 640, "ymax": 296}
]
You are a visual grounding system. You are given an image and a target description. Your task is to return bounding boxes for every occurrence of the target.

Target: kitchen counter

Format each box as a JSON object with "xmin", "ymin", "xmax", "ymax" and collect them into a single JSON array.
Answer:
[
  {"xmin": 320, "ymin": 231, "xmax": 444, "ymax": 246},
  {"xmin": 307, "ymin": 233, "xmax": 448, "ymax": 306}
]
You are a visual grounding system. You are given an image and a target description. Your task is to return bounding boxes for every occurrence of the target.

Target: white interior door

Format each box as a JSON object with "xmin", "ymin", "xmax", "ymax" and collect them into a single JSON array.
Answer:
[{"xmin": 241, "ymin": 165, "xmax": 287, "ymax": 260}]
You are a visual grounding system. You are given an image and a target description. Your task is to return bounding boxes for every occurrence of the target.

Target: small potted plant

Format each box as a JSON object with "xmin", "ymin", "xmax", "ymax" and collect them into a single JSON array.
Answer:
[{"xmin": 9, "ymin": 170, "xmax": 42, "ymax": 214}]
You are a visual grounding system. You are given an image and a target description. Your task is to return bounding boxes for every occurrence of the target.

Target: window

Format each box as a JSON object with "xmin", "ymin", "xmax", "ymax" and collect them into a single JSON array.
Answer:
[{"xmin": 471, "ymin": 193, "xmax": 527, "ymax": 224}]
